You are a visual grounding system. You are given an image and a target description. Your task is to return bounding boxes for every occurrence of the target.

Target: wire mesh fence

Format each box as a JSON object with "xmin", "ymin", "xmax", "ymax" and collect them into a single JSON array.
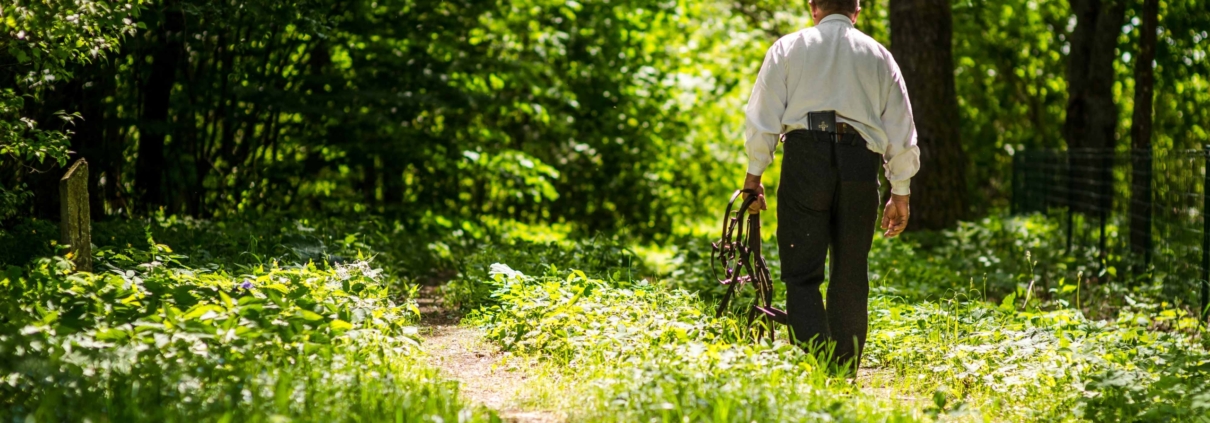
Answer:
[{"xmin": 1011, "ymin": 147, "xmax": 1210, "ymax": 320}]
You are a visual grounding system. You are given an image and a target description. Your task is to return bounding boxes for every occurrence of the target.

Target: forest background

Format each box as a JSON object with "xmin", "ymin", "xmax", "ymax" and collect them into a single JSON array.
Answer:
[
  {"xmin": 4, "ymin": 0, "xmax": 1208, "ymax": 237},
  {"xmin": 4, "ymin": 1, "xmax": 1210, "ymax": 421}
]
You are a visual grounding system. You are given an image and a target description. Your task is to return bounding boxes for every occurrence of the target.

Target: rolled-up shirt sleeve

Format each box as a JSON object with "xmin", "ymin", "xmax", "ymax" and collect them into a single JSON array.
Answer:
[
  {"xmin": 745, "ymin": 43, "xmax": 788, "ymax": 176},
  {"xmin": 880, "ymin": 54, "xmax": 920, "ymax": 195}
]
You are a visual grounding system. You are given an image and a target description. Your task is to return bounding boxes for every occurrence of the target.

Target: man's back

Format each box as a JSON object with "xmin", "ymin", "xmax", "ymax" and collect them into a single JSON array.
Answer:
[
  {"xmin": 778, "ymin": 18, "xmax": 893, "ymax": 140},
  {"xmin": 745, "ymin": 14, "xmax": 918, "ymax": 196}
]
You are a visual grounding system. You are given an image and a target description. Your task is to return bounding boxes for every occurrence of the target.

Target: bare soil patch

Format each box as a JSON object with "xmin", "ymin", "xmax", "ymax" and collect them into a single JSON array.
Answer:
[
  {"xmin": 416, "ymin": 286, "xmax": 564, "ymax": 423},
  {"xmin": 858, "ymin": 367, "xmax": 925, "ymax": 406}
]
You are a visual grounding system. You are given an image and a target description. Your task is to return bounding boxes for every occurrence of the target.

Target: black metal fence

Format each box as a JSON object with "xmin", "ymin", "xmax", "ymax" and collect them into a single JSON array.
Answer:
[{"xmin": 1011, "ymin": 147, "xmax": 1210, "ymax": 319}]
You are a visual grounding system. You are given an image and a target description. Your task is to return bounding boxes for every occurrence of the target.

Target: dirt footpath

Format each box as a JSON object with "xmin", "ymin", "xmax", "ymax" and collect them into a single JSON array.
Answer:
[{"xmin": 416, "ymin": 286, "xmax": 564, "ymax": 423}]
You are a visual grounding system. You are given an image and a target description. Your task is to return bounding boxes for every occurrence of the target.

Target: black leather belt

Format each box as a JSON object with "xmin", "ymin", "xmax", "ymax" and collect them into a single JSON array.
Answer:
[
  {"xmin": 785, "ymin": 126, "xmax": 865, "ymax": 146},
  {"xmin": 784, "ymin": 110, "xmax": 865, "ymax": 146},
  {"xmin": 831, "ymin": 122, "xmax": 857, "ymax": 135}
]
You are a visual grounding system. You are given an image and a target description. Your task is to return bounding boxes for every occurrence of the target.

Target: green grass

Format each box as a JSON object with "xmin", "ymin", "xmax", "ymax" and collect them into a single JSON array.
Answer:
[
  {"xmin": 465, "ymin": 214, "xmax": 1210, "ymax": 422},
  {"xmin": 2, "ymin": 213, "xmax": 1208, "ymax": 421},
  {"xmin": 467, "ymin": 266, "xmax": 919, "ymax": 421},
  {"xmin": 1, "ymin": 218, "xmax": 497, "ymax": 422}
]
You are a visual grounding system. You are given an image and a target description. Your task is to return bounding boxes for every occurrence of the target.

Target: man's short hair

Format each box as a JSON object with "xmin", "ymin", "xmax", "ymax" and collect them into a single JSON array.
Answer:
[{"xmin": 810, "ymin": 0, "xmax": 860, "ymax": 15}]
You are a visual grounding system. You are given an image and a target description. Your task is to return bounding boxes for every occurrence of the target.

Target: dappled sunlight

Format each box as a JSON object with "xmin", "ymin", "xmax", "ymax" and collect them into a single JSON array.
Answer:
[{"xmin": 3, "ymin": 0, "xmax": 1209, "ymax": 421}]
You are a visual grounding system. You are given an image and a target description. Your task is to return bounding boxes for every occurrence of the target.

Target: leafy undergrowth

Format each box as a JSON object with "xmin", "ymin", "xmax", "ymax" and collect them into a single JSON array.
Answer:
[
  {"xmin": 865, "ymin": 296, "xmax": 1210, "ymax": 421},
  {"xmin": 441, "ymin": 235, "xmax": 643, "ymax": 311},
  {"xmin": 0, "ymin": 220, "xmax": 497, "ymax": 422},
  {"xmin": 467, "ymin": 265, "xmax": 919, "ymax": 422},
  {"xmin": 0, "ymin": 213, "xmax": 502, "ymax": 285},
  {"xmin": 467, "ymin": 214, "xmax": 1210, "ymax": 422},
  {"xmin": 3, "ymin": 212, "xmax": 1208, "ymax": 421},
  {"xmin": 662, "ymin": 214, "xmax": 1204, "ymax": 320}
]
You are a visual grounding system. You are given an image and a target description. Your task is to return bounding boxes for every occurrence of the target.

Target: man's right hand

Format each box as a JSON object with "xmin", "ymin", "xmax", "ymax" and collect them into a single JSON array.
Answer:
[
  {"xmin": 743, "ymin": 173, "xmax": 766, "ymax": 214},
  {"xmin": 881, "ymin": 194, "xmax": 910, "ymax": 237}
]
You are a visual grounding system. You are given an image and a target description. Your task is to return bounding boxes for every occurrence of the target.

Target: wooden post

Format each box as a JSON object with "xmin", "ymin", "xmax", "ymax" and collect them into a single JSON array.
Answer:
[
  {"xmin": 1203, "ymin": 146, "xmax": 1210, "ymax": 321},
  {"xmin": 60, "ymin": 159, "xmax": 92, "ymax": 272}
]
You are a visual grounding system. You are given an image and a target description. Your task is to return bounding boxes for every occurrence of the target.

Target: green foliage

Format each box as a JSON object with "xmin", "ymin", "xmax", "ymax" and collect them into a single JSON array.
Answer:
[
  {"xmin": 0, "ymin": 217, "xmax": 57, "ymax": 265},
  {"xmin": 0, "ymin": 184, "xmax": 33, "ymax": 224},
  {"xmin": 2, "ymin": 0, "xmax": 741, "ymax": 237},
  {"xmin": 661, "ymin": 213, "xmax": 1204, "ymax": 321},
  {"xmin": 442, "ymin": 235, "xmax": 642, "ymax": 310},
  {"xmin": 0, "ymin": 218, "xmax": 496, "ymax": 422},
  {"xmin": 4, "ymin": 0, "xmax": 1207, "ymax": 242},
  {"xmin": 2, "ymin": 212, "xmax": 496, "ymax": 284},
  {"xmin": 1, "ymin": 0, "xmax": 145, "ymax": 75},
  {"xmin": 3, "ymin": 0, "xmax": 1210, "ymax": 241},
  {"xmin": 3, "ymin": 209, "xmax": 1207, "ymax": 421},
  {"xmin": 1145, "ymin": 0, "xmax": 1210, "ymax": 150},
  {"xmin": 467, "ymin": 214, "xmax": 1210, "ymax": 421},
  {"xmin": 467, "ymin": 266, "xmax": 917, "ymax": 421},
  {"xmin": 0, "ymin": 90, "xmax": 74, "ymax": 167},
  {"xmin": 1081, "ymin": 357, "xmax": 1210, "ymax": 421},
  {"xmin": 0, "ymin": 0, "xmax": 146, "ymax": 199},
  {"xmin": 866, "ymin": 296, "xmax": 1209, "ymax": 420},
  {"xmin": 950, "ymin": 0, "xmax": 1071, "ymax": 207}
]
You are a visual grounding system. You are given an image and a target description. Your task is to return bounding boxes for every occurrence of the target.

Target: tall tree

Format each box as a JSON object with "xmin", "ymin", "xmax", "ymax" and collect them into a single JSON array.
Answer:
[
  {"xmin": 1065, "ymin": 0, "xmax": 1125, "ymax": 216},
  {"xmin": 1130, "ymin": 0, "xmax": 1158, "ymax": 264},
  {"xmin": 135, "ymin": 2, "xmax": 184, "ymax": 209},
  {"xmin": 890, "ymin": 0, "xmax": 969, "ymax": 230}
]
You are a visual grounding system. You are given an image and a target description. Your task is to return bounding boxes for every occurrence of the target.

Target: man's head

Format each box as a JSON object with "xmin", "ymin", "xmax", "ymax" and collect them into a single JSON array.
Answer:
[{"xmin": 808, "ymin": 0, "xmax": 860, "ymax": 24}]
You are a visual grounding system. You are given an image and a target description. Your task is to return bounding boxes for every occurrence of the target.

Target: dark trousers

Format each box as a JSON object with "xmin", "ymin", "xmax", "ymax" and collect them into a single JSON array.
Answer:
[{"xmin": 777, "ymin": 129, "xmax": 881, "ymax": 371}]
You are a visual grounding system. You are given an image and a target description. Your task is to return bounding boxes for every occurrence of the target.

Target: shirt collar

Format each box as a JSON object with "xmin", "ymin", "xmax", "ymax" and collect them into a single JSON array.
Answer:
[{"xmin": 819, "ymin": 14, "xmax": 854, "ymax": 27}]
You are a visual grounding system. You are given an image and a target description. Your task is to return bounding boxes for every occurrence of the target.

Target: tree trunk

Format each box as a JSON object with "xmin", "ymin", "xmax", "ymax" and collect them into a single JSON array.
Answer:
[
  {"xmin": 361, "ymin": 154, "xmax": 379, "ymax": 209},
  {"xmin": 890, "ymin": 0, "xmax": 969, "ymax": 231},
  {"xmin": 135, "ymin": 3, "xmax": 184, "ymax": 210},
  {"xmin": 1130, "ymin": 0, "xmax": 1157, "ymax": 265},
  {"xmin": 1065, "ymin": 0, "xmax": 1125, "ymax": 216},
  {"xmin": 66, "ymin": 60, "xmax": 118, "ymax": 220},
  {"xmin": 382, "ymin": 157, "xmax": 404, "ymax": 212}
]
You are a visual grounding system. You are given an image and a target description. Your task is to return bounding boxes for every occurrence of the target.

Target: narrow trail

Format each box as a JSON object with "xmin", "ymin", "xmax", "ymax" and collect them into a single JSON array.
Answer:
[
  {"xmin": 415, "ymin": 284, "xmax": 912, "ymax": 420},
  {"xmin": 416, "ymin": 285, "xmax": 565, "ymax": 423},
  {"xmin": 858, "ymin": 368, "xmax": 925, "ymax": 405}
]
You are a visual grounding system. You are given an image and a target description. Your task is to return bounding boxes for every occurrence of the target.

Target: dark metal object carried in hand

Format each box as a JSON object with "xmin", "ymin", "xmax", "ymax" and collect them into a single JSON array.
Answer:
[{"xmin": 711, "ymin": 189, "xmax": 786, "ymax": 341}]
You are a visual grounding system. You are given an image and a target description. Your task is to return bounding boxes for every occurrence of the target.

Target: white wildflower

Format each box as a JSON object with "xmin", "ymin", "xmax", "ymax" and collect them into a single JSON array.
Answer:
[{"xmin": 489, "ymin": 263, "xmax": 526, "ymax": 280}]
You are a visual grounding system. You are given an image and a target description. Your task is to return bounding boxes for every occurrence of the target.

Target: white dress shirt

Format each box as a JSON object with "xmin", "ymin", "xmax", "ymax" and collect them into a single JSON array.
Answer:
[{"xmin": 745, "ymin": 14, "xmax": 920, "ymax": 195}]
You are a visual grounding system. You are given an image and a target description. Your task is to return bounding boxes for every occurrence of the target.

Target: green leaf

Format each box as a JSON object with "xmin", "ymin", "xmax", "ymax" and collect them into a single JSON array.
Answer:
[
  {"xmin": 998, "ymin": 293, "xmax": 1017, "ymax": 312},
  {"xmin": 329, "ymin": 319, "xmax": 353, "ymax": 332},
  {"xmin": 181, "ymin": 304, "xmax": 224, "ymax": 321},
  {"xmin": 297, "ymin": 309, "xmax": 323, "ymax": 321},
  {"xmin": 219, "ymin": 290, "xmax": 235, "ymax": 309},
  {"xmin": 94, "ymin": 327, "xmax": 130, "ymax": 341}
]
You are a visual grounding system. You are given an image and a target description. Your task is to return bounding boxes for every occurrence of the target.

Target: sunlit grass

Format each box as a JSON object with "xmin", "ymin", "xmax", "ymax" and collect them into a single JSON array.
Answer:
[
  {"xmin": 0, "ymin": 221, "xmax": 497, "ymax": 422},
  {"xmin": 466, "ymin": 214, "xmax": 1210, "ymax": 422},
  {"xmin": 3, "ymin": 213, "xmax": 1208, "ymax": 421}
]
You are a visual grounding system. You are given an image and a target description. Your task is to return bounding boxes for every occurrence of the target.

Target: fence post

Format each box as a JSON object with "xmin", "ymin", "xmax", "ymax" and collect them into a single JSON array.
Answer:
[
  {"xmin": 1143, "ymin": 148, "xmax": 1153, "ymax": 268},
  {"xmin": 1011, "ymin": 152, "xmax": 1020, "ymax": 215},
  {"xmin": 1006, "ymin": 152, "xmax": 1016, "ymax": 215},
  {"xmin": 1066, "ymin": 206, "xmax": 1074, "ymax": 253},
  {"xmin": 1042, "ymin": 153, "xmax": 1051, "ymax": 211},
  {"xmin": 60, "ymin": 159, "xmax": 92, "ymax": 272},
  {"xmin": 1099, "ymin": 150, "xmax": 1110, "ymax": 271},
  {"xmin": 1066, "ymin": 153, "xmax": 1075, "ymax": 252},
  {"xmin": 1099, "ymin": 207, "xmax": 1107, "ymax": 274},
  {"xmin": 1203, "ymin": 146, "xmax": 1210, "ymax": 321}
]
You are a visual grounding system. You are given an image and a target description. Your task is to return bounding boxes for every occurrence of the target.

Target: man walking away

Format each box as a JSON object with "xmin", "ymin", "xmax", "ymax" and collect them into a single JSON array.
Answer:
[{"xmin": 741, "ymin": 0, "xmax": 920, "ymax": 375}]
